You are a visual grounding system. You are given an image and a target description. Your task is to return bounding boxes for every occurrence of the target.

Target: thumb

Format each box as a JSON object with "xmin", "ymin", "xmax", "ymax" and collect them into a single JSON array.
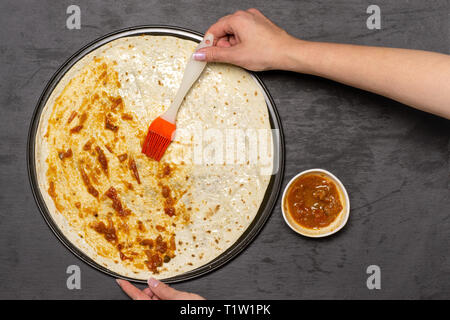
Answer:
[
  {"xmin": 147, "ymin": 277, "xmax": 185, "ymax": 300},
  {"xmin": 193, "ymin": 46, "xmax": 238, "ymax": 64}
]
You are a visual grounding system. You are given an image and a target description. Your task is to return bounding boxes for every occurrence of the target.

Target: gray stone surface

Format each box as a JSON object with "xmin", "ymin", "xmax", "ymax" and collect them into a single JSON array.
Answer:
[{"xmin": 0, "ymin": 0, "xmax": 449, "ymax": 299}]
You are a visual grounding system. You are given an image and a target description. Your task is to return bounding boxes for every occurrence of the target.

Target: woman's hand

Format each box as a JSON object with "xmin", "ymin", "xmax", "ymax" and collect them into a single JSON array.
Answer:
[
  {"xmin": 193, "ymin": 8, "xmax": 300, "ymax": 71},
  {"xmin": 116, "ymin": 278, "xmax": 205, "ymax": 300}
]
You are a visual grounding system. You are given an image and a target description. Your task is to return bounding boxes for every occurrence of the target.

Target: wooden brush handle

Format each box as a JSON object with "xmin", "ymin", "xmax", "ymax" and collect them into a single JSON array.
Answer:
[{"xmin": 162, "ymin": 34, "xmax": 214, "ymax": 123}]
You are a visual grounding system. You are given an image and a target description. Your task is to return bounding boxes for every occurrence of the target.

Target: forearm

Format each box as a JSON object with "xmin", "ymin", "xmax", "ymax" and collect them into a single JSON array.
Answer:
[{"xmin": 282, "ymin": 39, "xmax": 450, "ymax": 119}]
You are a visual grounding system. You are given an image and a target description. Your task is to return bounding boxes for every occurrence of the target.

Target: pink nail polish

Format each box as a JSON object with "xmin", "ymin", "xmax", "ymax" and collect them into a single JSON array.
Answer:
[
  {"xmin": 148, "ymin": 277, "xmax": 160, "ymax": 288},
  {"xmin": 193, "ymin": 52, "xmax": 206, "ymax": 61}
]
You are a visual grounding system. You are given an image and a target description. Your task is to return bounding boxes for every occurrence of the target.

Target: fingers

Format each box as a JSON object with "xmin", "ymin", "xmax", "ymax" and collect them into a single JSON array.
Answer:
[
  {"xmin": 197, "ymin": 9, "xmax": 257, "ymax": 65},
  {"xmin": 117, "ymin": 278, "xmax": 204, "ymax": 301},
  {"xmin": 145, "ymin": 287, "xmax": 160, "ymax": 300},
  {"xmin": 147, "ymin": 278, "xmax": 205, "ymax": 300},
  {"xmin": 116, "ymin": 279, "xmax": 151, "ymax": 300},
  {"xmin": 215, "ymin": 34, "xmax": 237, "ymax": 48},
  {"xmin": 216, "ymin": 37, "xmax": 231, "ymax": 48},
  {"xmin": 142, "ymin": 287, "xmax": 154, "ymax": 298},
  {"xmin": 147, "ymin": 277, "xmax": 185, "ymax": 300},
  {"xmin": 228, "ymin": 35, "xmax": 238, "ymax": 46},
  {"xmin": 206, "ymin": 15, "xmax": 235, "ymax": 42},
  {"xmin": 206, "ymin": 8, "xmax": 265, "ymax": 43},
  {"xmin": 207, "ymin": 9, "xmax": 257, "ymax": 40},
  {"xmin": 194, "ymin": 46, "xmax": 240, "ymax": 64},
  {"xmin": 247, "ymin": 8, "xmax": 263, "ymax": 16}
]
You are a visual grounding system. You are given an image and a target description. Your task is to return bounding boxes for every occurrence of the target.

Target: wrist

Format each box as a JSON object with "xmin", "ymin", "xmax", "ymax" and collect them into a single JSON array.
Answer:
[{"xmin": 278, "ymin": 37, "xmax": 314, "ymax": 73}]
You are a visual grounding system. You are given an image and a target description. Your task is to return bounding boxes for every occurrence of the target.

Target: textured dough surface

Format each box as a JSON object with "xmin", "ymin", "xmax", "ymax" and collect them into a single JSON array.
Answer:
[{"xmin": 35, "ymin": 35, "xmax": 273, "ymax": 280}]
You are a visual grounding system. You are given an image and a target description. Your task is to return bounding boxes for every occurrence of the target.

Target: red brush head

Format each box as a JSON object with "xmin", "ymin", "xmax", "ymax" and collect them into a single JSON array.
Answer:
[{"xmin": 142, "ymin": 117, "xmax": 176, "ymax": 161}]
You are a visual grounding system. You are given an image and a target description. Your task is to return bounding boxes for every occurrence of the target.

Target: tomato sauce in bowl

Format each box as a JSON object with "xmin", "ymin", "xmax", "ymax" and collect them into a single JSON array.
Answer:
[
  {"xmin": 282, "ymin": 169, "xmax": 350, "ymax": 237},
  {"xmin": 285, "ymin": 173, "xmax": 342, "ymax": 229}
]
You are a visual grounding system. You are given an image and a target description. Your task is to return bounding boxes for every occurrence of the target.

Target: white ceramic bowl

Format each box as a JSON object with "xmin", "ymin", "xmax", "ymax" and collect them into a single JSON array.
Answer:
[{"xmin": 281, "ymin": 169, "xmax": 350, "ymax": 238}]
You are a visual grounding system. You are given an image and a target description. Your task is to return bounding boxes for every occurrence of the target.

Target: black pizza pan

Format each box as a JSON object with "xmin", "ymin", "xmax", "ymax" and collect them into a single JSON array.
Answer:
[{"xmin": 27, "ymin": 26, "xmax": 285, "ymax": 283}]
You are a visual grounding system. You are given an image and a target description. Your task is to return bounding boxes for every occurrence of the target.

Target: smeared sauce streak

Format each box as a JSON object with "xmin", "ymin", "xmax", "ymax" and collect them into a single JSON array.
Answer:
[
  {"xmin": 83, "ymin": 138, "xmax": 94, "ymax": 151},
  {"xmin": 162, "ymin": 164, "xmax": 171, "ymax": 177},
  {"xmin": 161, "ymin": 185, "xmax": 170, "ymax": 198},
  {"xmin": 155, "ymin": 235, "xmax": 168, "ymax": 253},
  {"xmin": 70, "ymin": 113, "xmax": 88, "ymax": 134},
  {"xmin": 118, "ymin": 153, "xmax": 128, "ymax": 162},
  {"xmin": 108, "ymin": 96, "xmax": 123, "ymax": 112},
  {"xmin": 158, "ymin": 163, "xmax": 177, "ymax": 217},
  {"xmin": 142, "ymin": 234, "xmax": 176, "ymax": 273},
  {"xmin": 121, "ymin": 113, "xmax": 133, "ymax": 121},
  {"xmin": 79, "ymin": 112, "xmax": 88, "ymax": 124},
  {"xmin": 95, "ymin": 146, "xmax": 108, "ymax": 175},
  {"xmin": 105, "ymin": 113, "xmax": 118, "ymax": 132},
  {"xmin": 58, "ymin": 148, "xmax": 72, "ymax": 160},
  {"xmin": 70, "ymin": 125, "xmax": 83, "ymax": 134},
  {"xmin": 93, "ymin": 217, "xmax": 117, "ymax": 243},
  {"xmin": 161, "ymin": 184, "xmax": 175, "ymax": 217},
  {"xmin": 105, "ymin": 144, "xmax": 113, "ymax": 153},
  {"xmin": 48, "ymin": 181, "xmax": 57, "ymax": 198},
  {"xmin": 155, "ymin": 225, "xmax": 166, "ymax": 232},
  {"xmin": 67, "ymin": 111, "xmax": 77, "ymax": 124},
  {"xmin": 79, "ymin": 163, "xmax": 99, "ymax": 198},
  {"xmin": 164, "ymin": 207, "xmax": 175, "ymax": 217},
  {"xmin": 117, "ymin": 243, "xmax": 133, "ymax": 261},
  {"xmin": 128, "ymin": 158, "xmax": 141, "ymax": 184},
  {"xmin": 140, "ymin": 239, "xmax": 153, "ymax": 247},
  {"xmin": 105, "ymin": 186, "xmax": 131, "ymax": 217},
  {"xmin": 145, "ymin": 250, "xmax": 162, "ymax": 273}
]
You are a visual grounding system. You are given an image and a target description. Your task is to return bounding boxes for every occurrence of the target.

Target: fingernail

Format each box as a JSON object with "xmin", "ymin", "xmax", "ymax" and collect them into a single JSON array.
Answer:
[
  {"xmin": 148, "ymin": 277, "xmax": 160, "ymax": 288},
  {"xmin": 204, "ymin": 33, "xmax": 214, "ymax": 45},
  {"xmin": 193, "ymin": 52, "xmax": 206, "ymax": 61}
]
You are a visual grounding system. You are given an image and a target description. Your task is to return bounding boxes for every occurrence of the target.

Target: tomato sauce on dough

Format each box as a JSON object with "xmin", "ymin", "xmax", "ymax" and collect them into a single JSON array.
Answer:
[{"xmin": 285, "ymin": 173, "xmax": 343, "ymax": 229}]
